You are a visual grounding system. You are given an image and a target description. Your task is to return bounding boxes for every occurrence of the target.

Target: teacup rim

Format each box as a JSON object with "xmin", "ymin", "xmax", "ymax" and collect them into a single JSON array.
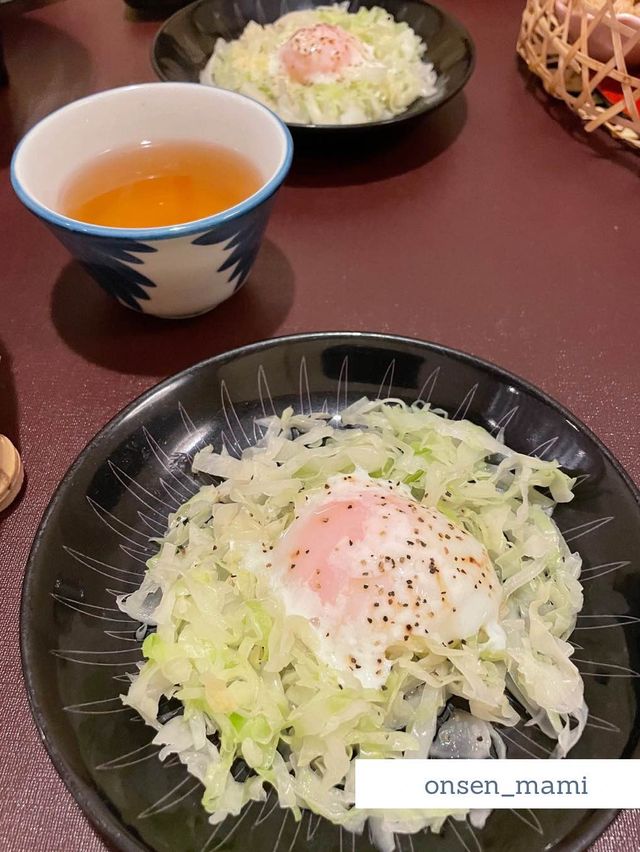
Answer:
[{"xmin": 10, "ymin": 82, "xmax": 294, "ymax": 242}]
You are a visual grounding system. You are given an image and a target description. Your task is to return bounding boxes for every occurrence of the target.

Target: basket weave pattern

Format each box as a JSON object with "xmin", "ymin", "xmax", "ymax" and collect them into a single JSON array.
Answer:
[{"xmin": 517, "ymin": 0, "xmax": 640, "ymax": 148}]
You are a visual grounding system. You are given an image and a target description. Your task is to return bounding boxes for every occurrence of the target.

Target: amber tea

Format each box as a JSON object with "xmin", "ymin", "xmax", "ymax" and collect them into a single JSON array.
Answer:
[{"xmin": 60, "ymin": 140, "xmax": 263, "ymax": 228}]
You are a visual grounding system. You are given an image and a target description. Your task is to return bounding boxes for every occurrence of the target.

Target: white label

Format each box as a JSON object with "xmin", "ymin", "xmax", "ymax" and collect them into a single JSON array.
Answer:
[{"xmin": 355, "ymin": 759, "xmax": 640, "ymax": 809}]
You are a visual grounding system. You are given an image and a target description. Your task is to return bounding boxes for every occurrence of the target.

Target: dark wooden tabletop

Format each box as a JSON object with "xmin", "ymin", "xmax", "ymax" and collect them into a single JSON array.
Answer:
[{"xmin": 1, "ymin": 0, "xmax": 639, "ymax": 849}]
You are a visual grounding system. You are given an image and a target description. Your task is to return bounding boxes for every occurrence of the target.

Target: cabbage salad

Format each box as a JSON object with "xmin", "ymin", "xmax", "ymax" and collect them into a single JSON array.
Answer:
[
  {"xmin": 200, "ymin": 5, "xmax": 438, "ymax": 125},
  {"xmin": 119, "ymin": 398, "xmax": 586, "ymax": 851}
]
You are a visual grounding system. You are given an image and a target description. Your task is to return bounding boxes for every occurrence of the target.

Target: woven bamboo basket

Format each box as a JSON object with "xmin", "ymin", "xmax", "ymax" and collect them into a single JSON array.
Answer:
[{"xmin": 518, "ymin": 0, "xmax": 640, "ymax": 149}]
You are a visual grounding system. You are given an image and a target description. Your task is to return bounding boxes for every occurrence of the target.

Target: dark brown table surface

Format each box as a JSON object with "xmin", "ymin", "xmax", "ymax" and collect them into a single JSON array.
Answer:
[{"xmin": 1, "ymin": 0, "xmax": 639, "ymax": 849}]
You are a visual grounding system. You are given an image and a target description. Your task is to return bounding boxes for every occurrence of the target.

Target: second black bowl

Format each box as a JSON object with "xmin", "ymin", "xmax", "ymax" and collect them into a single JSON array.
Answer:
[{"xmin": 151, "ymin": 0, "xmax": 475, "ymax": 133}]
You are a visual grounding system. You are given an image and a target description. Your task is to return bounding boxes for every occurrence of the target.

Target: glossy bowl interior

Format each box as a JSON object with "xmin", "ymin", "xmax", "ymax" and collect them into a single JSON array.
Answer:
[
  {"xmin": 152, "ymin": 0, "xmax": 476, "ymax": 132},
  {"xmin": 21, "ymin": 332, "xmax": 640, "ymax": 852}
]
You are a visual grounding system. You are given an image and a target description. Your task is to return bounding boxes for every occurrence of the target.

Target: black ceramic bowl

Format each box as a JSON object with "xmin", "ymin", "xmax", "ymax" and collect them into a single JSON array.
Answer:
[
  {"xmin": 151, "ymin": 0, "xmax": 475, "ymax": 132},
  {"xmin": 21, "ymin": 333, "xmax": 640, "ymax": 852},
  {"xmin": 0, "ymin": 0, "xmax": 61, "ymax": 16}
]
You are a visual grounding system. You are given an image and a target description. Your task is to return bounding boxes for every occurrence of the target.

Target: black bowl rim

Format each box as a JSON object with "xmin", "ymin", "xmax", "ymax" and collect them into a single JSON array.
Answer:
[
  {"xmin": 20, "ymin": 330, "xmax": 633, "ymax": 852},
  {"xmin": 150, "ymin": 0, "xmax": 476, "ymax": 131}
]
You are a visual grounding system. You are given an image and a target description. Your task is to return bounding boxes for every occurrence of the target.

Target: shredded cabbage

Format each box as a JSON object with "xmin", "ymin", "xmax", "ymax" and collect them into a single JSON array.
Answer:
[
  {"xmin": 119, "ymin": 398, "xmax": 586, "ymax": 849},
  {"xmin": 200, "ymin": 5, "xmax": 438, "ymax": 125}
]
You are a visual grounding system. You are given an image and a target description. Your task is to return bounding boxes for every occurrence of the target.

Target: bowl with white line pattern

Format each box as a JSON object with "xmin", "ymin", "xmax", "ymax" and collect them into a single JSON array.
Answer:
[{"xmin": 21, "ymin": 333, "xmax": 639, "ymax": 852}]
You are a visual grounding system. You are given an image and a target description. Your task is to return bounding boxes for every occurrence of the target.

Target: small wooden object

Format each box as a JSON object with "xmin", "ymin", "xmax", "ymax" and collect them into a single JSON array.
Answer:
[
  {"xmin": 0, "ymin": 435, "xmax": 24, "ymax": 511},
  {"xmin": 518, "ymin": 0, "xmax": 640, "ymax": 148}
]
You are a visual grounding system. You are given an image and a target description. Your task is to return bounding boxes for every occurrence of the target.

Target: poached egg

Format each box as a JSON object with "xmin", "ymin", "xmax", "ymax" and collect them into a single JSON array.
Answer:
[
  {"xmin": 271, "ymin": 472, "xmax": 505, "ymax": 689},
  {"xmin": 278, "ymin": 23, "xmax": 375, "ymax": 85}
]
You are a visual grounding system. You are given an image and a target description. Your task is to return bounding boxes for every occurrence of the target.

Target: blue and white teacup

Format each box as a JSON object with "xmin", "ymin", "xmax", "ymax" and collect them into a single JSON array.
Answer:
[{"xmin": 11, "ymin": 83, "xmax": 293, "ymax": 318}]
